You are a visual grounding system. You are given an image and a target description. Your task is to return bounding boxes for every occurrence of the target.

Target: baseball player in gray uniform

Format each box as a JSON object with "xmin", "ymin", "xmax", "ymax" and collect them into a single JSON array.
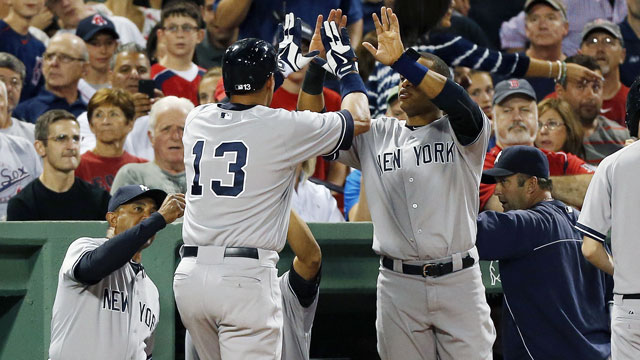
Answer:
[
  {"xmin": 48, "ymin": 185, "xmax": 185, "ymax": 360},
  {"xmin": 174, "ymin": 12, "xmax": 370, "ymax": 360},
  {"xmin": 299, "ymin": 7, "xmax": 495, "ymax": 359},
  {"xmin": 185, "ymin": 209, "xmax": 321, "ymax": 360},
  {"xmin": 577, "ymin": 77, "xmax": 640, "ymax": 359}
]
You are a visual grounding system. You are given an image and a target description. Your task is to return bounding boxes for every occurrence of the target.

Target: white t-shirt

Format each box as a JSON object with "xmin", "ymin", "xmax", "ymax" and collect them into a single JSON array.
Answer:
[
  {"xmin": 292, "ymin": 179, "xmax": 345, "ymax": 222},
  {"xmin": 0, "ymin": 118, "xmax": 35, "ymax": 143},
  {"xmin": 0, "ymin": 133, "xmax": 42, "ymax": 220},
  {"xmin": 59, "ymin": 10, "xmax": 146, "ymax": 48}
]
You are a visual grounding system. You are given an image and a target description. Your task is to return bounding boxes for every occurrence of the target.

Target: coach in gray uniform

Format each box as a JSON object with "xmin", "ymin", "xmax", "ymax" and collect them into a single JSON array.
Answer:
[
  {"xmin": 578, "ymin": 77, "xmax": 640, "ymax": 359},
  {"xmin": 300, "ymin": 7, "xmax": 495, "ymax": 359},
  {"xmin": 48, "ymin": 185, "xmax": 184, "ymax": 360}
]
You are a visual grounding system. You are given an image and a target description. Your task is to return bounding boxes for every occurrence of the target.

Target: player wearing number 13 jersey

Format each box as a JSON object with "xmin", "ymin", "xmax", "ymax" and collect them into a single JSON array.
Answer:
[{"xmin": 175, "ymin": 16, "xmax": 370, "ymax": 359}]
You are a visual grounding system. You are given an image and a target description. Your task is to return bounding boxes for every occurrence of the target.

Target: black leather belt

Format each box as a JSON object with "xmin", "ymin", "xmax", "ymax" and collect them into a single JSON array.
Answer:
[
  {"xmin": 182, "ymin": 246, "xmax": 259, "ymax": 259},
  {"xmin": 622, "ymin": 294, "xmax": 640, "ymax": 300},
  {"xmin": 382, "ymin": 255, "xmax": 475, "ymax": 277}
]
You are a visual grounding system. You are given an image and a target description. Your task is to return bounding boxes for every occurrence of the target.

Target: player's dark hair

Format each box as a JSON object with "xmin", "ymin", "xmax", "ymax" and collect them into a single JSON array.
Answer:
[
  {"xmin": 626, "ymin": 76, "xmax": 640, "ymax": 138},
  {"xmin": 394, "ymin": 0, "xmax": 451, "ymax": 46},
  {"xmin": 517, "ymin": 174, "xmax": 553, "ymax": 191},
  {"xmin": 88, "ymin": 88, "xmax": 136, "ymax": 125},
  {"xmin": 560, "ymin": 55, "xmax": 601, "ymax": 87},
  {"xmin": 35, "ymin": 109, "xmax": 78, "ymax": 142},
  {"xmin": 0, "ymin": 52, "xmax": 26, "ymax": 81},
  {"xmin": 110, "ymin": 42, "xmax": 147, "ymax": 70},
  {"xmin": 160, "ymin": 1, "xmax": 203, "ymax": 29},
  {"xmin": 418, "ymin": 52, "xmax": 452, "ymax": 80}
]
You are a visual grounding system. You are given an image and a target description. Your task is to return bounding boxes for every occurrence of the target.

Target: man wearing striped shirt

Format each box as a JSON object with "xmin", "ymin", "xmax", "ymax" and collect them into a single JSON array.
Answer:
[{"xmin": 556, "ymin": 54, "xmax": 630, "ymax": 165}]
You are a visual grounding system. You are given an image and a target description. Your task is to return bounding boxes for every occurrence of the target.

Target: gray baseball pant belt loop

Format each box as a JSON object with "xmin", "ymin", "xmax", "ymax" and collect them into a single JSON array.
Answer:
[{"xmin": 381, "ymin": 252, "xmax": 476, "ymax": 277}]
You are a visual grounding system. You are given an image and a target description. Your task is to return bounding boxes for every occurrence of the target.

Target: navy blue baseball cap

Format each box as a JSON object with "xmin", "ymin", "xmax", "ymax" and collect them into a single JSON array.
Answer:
[
  {"xmin": 481, "ymin": 145, "xmax": 550, "ymax": 184},
  {"xmin": 108, "ymin": 185, "xmax": 167, "ymax": 213},
  {"xmin": 76, "ymin": 14, "xmax": 119, "ymax": 42}
]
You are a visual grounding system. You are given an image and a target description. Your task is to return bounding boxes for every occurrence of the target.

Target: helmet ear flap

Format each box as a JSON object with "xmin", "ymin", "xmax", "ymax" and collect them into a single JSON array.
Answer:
[{"xmin": 222, "ymin": 38, "xmax": 278, "ymax": 96}]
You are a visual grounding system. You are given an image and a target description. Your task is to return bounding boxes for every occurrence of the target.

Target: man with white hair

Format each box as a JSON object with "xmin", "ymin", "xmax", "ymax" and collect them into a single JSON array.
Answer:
[
  {"xmin": 480, "ymin": 79, "xmax": 595, "ymax": 212},
  {"xmin": 110, "ymin": 96, "xmax": 192, "ymax": 194},
  {"xmin": 13, "ymin": 33, "xmax": 89, "ymax": 123},
  {"xmin": 0, "ymin": 66, "xmax": 35, "ymax": 142}
]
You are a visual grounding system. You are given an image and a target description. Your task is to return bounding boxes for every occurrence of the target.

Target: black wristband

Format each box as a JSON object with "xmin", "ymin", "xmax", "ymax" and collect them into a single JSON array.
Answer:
[{"xmin": 301, "ymin": 60, "xmax": 326, "ymax": 95}]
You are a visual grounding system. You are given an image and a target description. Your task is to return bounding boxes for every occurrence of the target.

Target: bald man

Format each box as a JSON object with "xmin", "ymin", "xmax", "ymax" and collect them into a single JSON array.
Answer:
[{"xmin": 13, "ymin": 33, "xmax": 89, "ymax": 124}]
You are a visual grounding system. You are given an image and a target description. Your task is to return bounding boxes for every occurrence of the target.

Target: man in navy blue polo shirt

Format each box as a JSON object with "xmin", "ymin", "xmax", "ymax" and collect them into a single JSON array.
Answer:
[
  {"xmin": 13, "ymin": 33, "xmax": 88, "ymax": 124},
  {"xmin": 476, "ymin": 145, "xmax": 611, "ymax": 360},
  {"xmin": 619, "ymin": 1, "xmax": 640, "ymax": 87}
]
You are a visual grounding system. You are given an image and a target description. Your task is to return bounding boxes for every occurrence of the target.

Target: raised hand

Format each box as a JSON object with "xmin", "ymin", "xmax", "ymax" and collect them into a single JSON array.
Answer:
[
  {"xmin": 277, "ymin": 13, "xmax": 319, "ymax": 78},
  {"xmin": 565, "ymin": 63, "xmax": 605, "ymax": 85},
  {"xmin": 362, "ymin": 7, "xmax": 406, "ymax": 66},
  {"xmin": 158, "ymin": 193, "xmax": 185, "ymax": 224},
  {"xmin": 321, "ymin": 19, "xmax": 359, "ymax": 78}
]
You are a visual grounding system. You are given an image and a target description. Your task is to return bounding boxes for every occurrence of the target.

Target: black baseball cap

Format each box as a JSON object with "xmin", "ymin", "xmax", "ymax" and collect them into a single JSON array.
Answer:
[
  {"xmin": 76, "ymin": 14, "xmax": 119, "ymax": 42},
  {"xmin": 108, "ymin": 185, "xmax": 167, "ymax": 213},
  {"xmin": 481, "ymin": 145, "xmax": 550, "ymax": 184},
  {"xmin": 493, "ymin": 78, "xmax": 537, "ymax": 105}
]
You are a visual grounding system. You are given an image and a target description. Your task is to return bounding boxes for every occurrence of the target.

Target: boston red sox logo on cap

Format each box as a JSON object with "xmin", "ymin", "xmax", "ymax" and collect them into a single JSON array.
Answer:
[
  {"xmin": 508, "ymin": 79, "xmax": 520, "ymax": 88},
  {"xmin": 92, "ymin": 14, "xmax": 108, "ymax": 26}
]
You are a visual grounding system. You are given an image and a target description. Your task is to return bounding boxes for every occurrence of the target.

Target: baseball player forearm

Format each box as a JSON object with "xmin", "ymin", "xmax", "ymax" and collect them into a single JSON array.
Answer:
[
  {"xmin": 349, "ymin": 181, "xmax": 371, "ymax": 221},
  {"xmin": 430, "ymin": 79, "xmax": 484, "ymax": 145},
  {"xmin": 342, "ymin": 91, "xmax": 371, "ymax": 136},
  {"xmin": 549, "ymin": 174, "xmax": 593, "ymax": 208},
  {"xmin": 211, "ymin": 0, "xmax": 253, "ymax": 30},
  {"xmin": 298, "ymin": 60, "xmax": 326, "ymax": 113},
  {"xmin": 287, "ymin": 210, "xmax": 321, "ymax": 281},
  {"xmin": 74, "ymin": 213, "xmax": 167, "ymax": 285},
  {"xmin": 582, "ymin": 236, "xmax": 614, "ymax": 275}
]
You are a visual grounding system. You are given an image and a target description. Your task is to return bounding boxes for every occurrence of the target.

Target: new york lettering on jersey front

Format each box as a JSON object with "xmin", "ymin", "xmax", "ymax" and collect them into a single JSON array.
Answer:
[{"xmin": 337, "ymin": 115, "xmax": 490, "ymax": 260}]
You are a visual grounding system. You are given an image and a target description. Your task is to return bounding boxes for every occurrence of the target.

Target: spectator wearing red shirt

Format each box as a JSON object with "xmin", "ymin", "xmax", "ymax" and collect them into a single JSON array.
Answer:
[
  {"xmin": 482, "ymin": 79, "xmax": 594, "ymax": 212},
  {"xmin": 76, "ymin": 88, "xmax": 146, "ymax": 191}
]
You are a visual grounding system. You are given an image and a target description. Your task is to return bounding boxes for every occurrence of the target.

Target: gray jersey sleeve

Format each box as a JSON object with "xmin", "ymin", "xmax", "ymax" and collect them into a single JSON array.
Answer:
[
  {"xmin": 576, "ymin": 156, "xmax": 612, "ymax": 243},
  {"xmin": 60, "ymin": 237, "xmax": 103, "ymax": 282},
  {"xmin": 280, "ymin": 109, "xmax": 354, "ymax": 167}
]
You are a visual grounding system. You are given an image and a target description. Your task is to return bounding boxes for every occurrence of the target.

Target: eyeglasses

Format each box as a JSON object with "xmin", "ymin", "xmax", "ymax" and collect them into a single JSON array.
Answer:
[
  {"xmin": 40, "ymin": 134, "xmax": 81, "ymax": 144},
  {"xmin": 538, "ymin": 120, "xmax": 565, "ymax": 131},
  {"xmin": 584, "ymin": 35, "xmax": 619, "ymax": 48},
  {"xmin": 163, "ymin": 24, "xmax": 199, "ymax": 34},
  {"xmin": 43, "ymin": 52, "xmax": 86, "ymax": 64},
  {"xmin": 0, "ymin": 75, "xmax": 22, "ymax": 88}
]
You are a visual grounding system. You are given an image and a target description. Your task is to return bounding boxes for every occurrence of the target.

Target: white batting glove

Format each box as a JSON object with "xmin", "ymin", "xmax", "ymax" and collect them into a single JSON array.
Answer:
[
  {"xmin": 321, "ymin": 20, "xmax": 359, "ymax": 79},
  {"xmin": 277, "ymin": 13, "xmax": 319, "ymax": 79}
]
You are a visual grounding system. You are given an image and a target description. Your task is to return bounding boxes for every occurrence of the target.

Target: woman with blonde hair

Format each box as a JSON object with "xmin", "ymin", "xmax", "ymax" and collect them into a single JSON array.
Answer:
[{"xmin": 535, "ymin": 97, "xmax": 586, "ymax": 159}]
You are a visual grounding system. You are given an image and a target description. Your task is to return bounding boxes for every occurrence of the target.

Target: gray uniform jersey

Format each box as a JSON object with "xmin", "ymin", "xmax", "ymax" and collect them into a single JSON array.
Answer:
[
  {"xmin": 49, "ymin": 237, "xmax": 159, "ymax": 360},
  {"xmin": 280, "ymin": 271, "xmax": 319, "ymax": 360},
  {"xmin": 0, "ymin": 133, "xmax": 42, "ymax": 220},
  {"xmin": 576, "ymin": 140, "xmax": 640, "ymax": 294},
  {"xmin": 182, "ymin": 103, "xmax": 352, "ymax": 251},
  {"xmin": 336, "ymin": 115, "xmax": 490, "ymax": 260}
]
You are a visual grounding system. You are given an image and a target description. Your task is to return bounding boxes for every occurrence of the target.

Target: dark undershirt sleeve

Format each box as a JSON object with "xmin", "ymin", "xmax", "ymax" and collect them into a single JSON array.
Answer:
[
  {"xmin": 431, "ymin": 79, "xmax": 485, "ymax": 146},
  {"xmin": 74, "ymin": 212, "xmax": 167, "ymax": 285},
  {"xmin": 288, "ymin": 263, "xmax": 322, "ymax": 308}
]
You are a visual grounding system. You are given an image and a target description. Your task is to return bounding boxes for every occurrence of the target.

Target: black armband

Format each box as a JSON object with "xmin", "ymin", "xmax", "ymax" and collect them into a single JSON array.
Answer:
[
  {"xmin": 301, "ymin": 60, "xmax": 327, "ymax": 95},
  {"xmin": 289, "ymin": 264, "xmax": 321, "ymax": 308}
]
